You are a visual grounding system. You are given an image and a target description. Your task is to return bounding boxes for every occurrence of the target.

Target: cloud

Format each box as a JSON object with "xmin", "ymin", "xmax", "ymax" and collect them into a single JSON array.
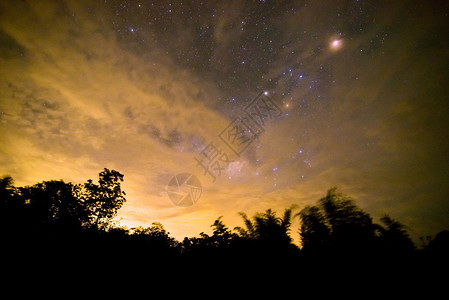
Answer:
[
  {"xmin": 0, "ymin": 0, "xmax": 231, "ymax": 238},
  {"xmin": 1, "ymin": 0, "xmax": 448, "ymax": 243}
]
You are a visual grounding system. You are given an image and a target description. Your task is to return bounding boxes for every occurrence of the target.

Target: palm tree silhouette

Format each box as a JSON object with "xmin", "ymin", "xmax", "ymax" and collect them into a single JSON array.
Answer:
[{"xmin": 235, "ymin": 206, "xmax": 297, "ymax": 245}]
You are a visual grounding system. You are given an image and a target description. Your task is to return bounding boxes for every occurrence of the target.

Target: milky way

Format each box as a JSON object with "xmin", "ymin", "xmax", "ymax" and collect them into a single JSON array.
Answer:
[{"xmin": 1, "ymin": 0, "xmax": 448, "ymax": 242}]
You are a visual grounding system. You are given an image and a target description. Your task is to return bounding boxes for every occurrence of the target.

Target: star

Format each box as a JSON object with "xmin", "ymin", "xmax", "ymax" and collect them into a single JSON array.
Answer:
[
  {"xmin": 330, "ymin": 39, "xmax": 343, "ymax": 50},
  {"xmin": 1, "ymin": 0, "xmax": 446, "ymax": 247}
]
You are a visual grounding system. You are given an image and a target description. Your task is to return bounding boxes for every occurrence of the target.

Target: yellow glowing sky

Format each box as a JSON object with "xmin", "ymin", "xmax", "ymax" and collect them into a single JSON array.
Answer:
[{"xmin": 1, "ymin": 1, "xmax": 448, "ymax": 242}]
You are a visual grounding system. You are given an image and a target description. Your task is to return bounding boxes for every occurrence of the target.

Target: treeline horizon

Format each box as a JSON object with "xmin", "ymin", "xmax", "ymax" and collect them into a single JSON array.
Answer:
[{"xmin": 1, "ymin": 168, "xmax": 448, "ymax": 275}]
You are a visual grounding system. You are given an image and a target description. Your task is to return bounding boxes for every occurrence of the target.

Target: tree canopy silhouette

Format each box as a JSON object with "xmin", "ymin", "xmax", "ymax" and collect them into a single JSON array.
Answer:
[
  {"xmin": 235, "ymin": 207, "xmax": 295, "ymax": 247},
  {"xmin": 76, "ymin": 168, "xmax": 126, "ymax": 230},
  {"xmin": 297, "ymin": 187, "xmax": 416, "ymax": 261},
  {"xmin": 2, "ymin": 171, "xmax": 447, "ymax": 279},
  {"xmin": 0, "ymin": 168, "xmax": 126, "ymax": 236},
  {"xmin": 297, "ymin": 188, "xmax": 377, "ymax": 253}
]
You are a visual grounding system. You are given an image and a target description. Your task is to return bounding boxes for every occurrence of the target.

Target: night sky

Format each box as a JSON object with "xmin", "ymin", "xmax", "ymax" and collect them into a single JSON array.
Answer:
[{"xmin": 1, "ymin": 0, "xmax": 448, "ymax": 243}]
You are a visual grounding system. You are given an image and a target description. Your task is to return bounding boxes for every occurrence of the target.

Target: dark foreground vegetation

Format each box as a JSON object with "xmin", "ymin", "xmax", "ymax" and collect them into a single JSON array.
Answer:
[{"xmin": 1, "ymin": 169, "xmax": 448, "ymax": 283}]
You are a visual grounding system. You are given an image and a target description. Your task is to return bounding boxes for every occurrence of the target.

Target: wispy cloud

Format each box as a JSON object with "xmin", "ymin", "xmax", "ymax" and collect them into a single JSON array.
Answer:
[{"xmin": 1, "ymin": 0, "xmax": 448, "ymax": 242}]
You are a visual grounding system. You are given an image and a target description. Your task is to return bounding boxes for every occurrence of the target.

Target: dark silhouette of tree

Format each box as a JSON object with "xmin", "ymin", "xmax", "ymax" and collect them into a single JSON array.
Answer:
[
  {"xmin": 235, "ymin": 208, "xmax": 295, "ymax": 245},
  {"xmin": 423, "ymin": 230, "xmax": 449, "ymax": 260},
  {"xmin": 234, "ymin": 212, "xmax": 256, "ymax": 239},
  {"xmin": 207, "ymin": 216, "xmax": 239, "ymax": 248},
  {"xmin": 378, "ymin": 214, "xmax": 415, "ymax": 254},
  {"xmin": 0, "ymin": 169, "xmax": 126, "ymax": 237},
  {"xmin": 2, "ymin": 178, "xmax": 88, "ymax": 236},
  {"xmin": 0, "ymin": 175, "xmax": 15, "ymax": 201},
  {"xmin": 298, "ymin": 188, "xmax": 381, "ymax": 255},
  {"xmin": 77, "ymin": 168, "xmax": 126, "ymax": 230},
  {"xmin": 181, "ymin": 216, "xmax": 239, "ymax": 255},
  {"xmin": 0, "ymin": 176, "xmax": 20, "ymax": 229},
  {"xmin": 230, "ymin": 207, "xmax": 300, "ymax": 277},
  {"xmin": 297, "ymin": 205, "xmax": 330, "ymax": 253},
  {"xmin": 320, "ymin": 188, "xmax": 376, "ymax": 249},
  {"xmin": 18, "ymin": 180, "xmax": 88, "ymax": 231},
  {"xmin": 297, "ymin": 188, "xmax": 418, "ymax": 267},
  {"xmin": 131, "ymin": 222, "xmax": 178, "ymax": 249},
  {"xmin": 1, "ymin": 171, "xmax": 435, "ymax": 279}
]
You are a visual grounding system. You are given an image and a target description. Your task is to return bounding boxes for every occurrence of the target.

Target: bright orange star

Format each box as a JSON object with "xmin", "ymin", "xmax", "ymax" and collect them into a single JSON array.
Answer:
[{"xmin": 330, "ymin": 39, "xmax": 343, "ymax": 50}]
